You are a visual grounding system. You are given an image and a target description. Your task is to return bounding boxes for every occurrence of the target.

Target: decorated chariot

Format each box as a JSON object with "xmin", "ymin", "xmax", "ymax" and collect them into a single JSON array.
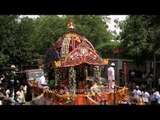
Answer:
[{"xmin": 30, "ymin": 20, "xmax": 129, "ymax": 105}]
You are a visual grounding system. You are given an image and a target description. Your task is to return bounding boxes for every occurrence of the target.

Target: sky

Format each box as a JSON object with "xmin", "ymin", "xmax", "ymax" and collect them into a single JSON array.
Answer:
[
  {"xmin": 107, "ymin": 15, "xmax": 127, "ymax": 34},
  {"xmin": 22, "ymin": 15, "xmax": 127, "ymax": 34}
]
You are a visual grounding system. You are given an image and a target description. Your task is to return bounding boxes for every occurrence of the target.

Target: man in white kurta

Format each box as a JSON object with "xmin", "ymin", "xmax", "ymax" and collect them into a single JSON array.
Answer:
[
  {"xmin": 38, "ymin": 74, "xmax": 49, "ymax": 89},
  {"xmin": 108, "ymin": 63, "xmax": 115, "ymax": 92},
  {"xmin": 132, "ymin": 86, "xmax": 141, "ymax": 102}
]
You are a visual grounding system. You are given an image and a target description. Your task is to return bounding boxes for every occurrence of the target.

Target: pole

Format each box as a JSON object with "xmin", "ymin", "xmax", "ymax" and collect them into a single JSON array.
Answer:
[
  {"xmin": 117, "ymin": 57, "xmax": 119, "ymax": 86},
  {"xmin": 124, "ymin": 62, "xmax": 127, "ymax": 87},
  {"xmin": 117, "ymin": 52, "xmax": 120, "ymax": 86}
]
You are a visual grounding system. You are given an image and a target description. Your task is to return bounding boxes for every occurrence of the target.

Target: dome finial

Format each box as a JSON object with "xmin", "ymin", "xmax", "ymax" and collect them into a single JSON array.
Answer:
[{"xmin": 67, "ymin": 20, "xmax": 75, "ymax": 33}]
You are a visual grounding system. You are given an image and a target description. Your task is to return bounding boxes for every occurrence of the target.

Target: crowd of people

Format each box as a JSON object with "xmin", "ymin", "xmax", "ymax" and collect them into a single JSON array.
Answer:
[
  {"xmin": 121, "ymin": 84, "xmax": 160, "ymax": 105},
  {"xmin": 0, "ymin": 74, "xmax": 28, "ymax": 105},
  {"xmin": 1, "ymin": 61, "xmax": 160, "ymax": 105}
]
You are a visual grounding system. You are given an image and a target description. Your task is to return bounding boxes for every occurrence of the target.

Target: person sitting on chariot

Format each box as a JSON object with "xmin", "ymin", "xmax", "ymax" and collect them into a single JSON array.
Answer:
[
  {"xmin": 90, "ymin": 82, "xmax": 101, "ymax": 96},
  {"xmin": 38, "ymin": 74, "xmax": 49, "ymax": 89},
  {"xmin": 97, "ymin": 82, "xmax": 108, "ymax": 93},
  {"xmin": 94, "ymin": 75, "xmax": 100, "ymax": 83},
  {"xmin": 55, "ymin": 82, "xmax": 69, "ymax": 94}
]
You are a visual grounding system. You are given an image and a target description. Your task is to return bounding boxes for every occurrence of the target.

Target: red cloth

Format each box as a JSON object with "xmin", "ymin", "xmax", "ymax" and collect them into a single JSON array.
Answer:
[{"xmin": 113, "ymin": 48, "xmax": 120, "ymax": 54}]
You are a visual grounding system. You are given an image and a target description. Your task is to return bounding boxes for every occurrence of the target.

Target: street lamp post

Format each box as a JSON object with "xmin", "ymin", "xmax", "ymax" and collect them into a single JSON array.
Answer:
[
  {"xmin": 124, "ymin": 62, "xmax": 127, "ymax": 87},
  {"xmin": 117, "ymin": 56, "xmax": 119, "ymax": 86}
]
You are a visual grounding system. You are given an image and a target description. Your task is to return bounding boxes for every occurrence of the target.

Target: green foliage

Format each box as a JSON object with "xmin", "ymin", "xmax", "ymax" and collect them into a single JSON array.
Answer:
[
  {"xmin": 0, "ymin": 15, "xmax": 19, "ymax": 68},
  {"xmin": 0, "ymin": 15, "xmax": 114, "ymax": 70},
  {"xmin": 13, "ymin": 17, "xmax": 36, "ymax": 67},
  {"xmin": 96, "ymin": 40, "xmax": 120, "ymax": 58},
  {"xmin": 31, "ymin": 15, "xmax": 113, "ymax": 56},
  {"xmin": 65, "ymin": 15, "xmax": 113, "ymax": 47},
  {"xmin": 118, "ymin": 15, "xmax": 160, "ymax": 64},
  {"xmin": 0, "ymin": 52, "xmax": 9, "ymax": 67},
  {"xmin": 0, "ymin": 15, "xmax": 36, "ymax": 69},
  {"xmin": 32, "ymin": 15, "xmax": 67, "ymax": 55}
]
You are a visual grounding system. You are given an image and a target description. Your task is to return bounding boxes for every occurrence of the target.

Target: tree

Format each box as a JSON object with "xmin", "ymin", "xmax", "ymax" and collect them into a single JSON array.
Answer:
[
  {"xmin": 0, "ymin": 15, "xmax": 36, "ymax": 69},
  {"xmin": 31, "ymin": 15, "xmax": 67, "ymax": 55},
  {"xmin": 96, "ymin": 40, "xmax": 120, "ymax": 58},
  {"xmin": 31, "ymin": 15, "xmax": 113, "ymax": 56},
  {"xmin": 0, "ymin": 15, "xmax": 115, "ymax": 70},
  {"xmin": 13, "ymin": 16, "xmax": 36, "ymax": 67},
  {"xmin": 0, "ymin": 15, "xmax": 19, "ymax": 68},
  {"xmin": 118, "ymin": 15, "xmax": 160, "ymax": 64},
  {"xmin": 65, "ymin": 15, "xmax": 113, "ymax": 47}
]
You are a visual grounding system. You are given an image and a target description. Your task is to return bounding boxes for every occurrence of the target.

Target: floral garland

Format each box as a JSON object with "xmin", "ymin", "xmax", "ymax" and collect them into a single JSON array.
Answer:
[
  {"xmin": 55, "ymin": 68, "xmax": 62, "ymax": 85},
  {"xmin": 69, "ymin": 67, "xmax": 76, "ymax": 94},
  {"xmin": 94, "ymin": 66, "xmax": 101, "ymax": 77}
]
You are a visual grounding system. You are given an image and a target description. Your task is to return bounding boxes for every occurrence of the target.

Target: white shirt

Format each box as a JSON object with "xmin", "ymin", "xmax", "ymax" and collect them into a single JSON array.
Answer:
[
  {"xmin": 108, "ymin": 66, "xmax": 115, "ymax": 81},
  {"xmin": 133, "ymin": 89, "xmax": 141, "ymax": 99},
  {"xmin": 16, "ymin": 90, "xmax": 25, "ymax": 103},
  {"xmin": 0, "ymin": 100, "xmax": 3, "ymax": 105},
  {"xmin": 142, "ymin": 91, "xmax": 150, "ymax": 103},
  {"xmin": 157, "ymin": 93, "xmax": 160, "ymax": 104},
  {"xmin": 38, "ymin": 76, "xmax": 48, "ymax": 89},
  {"xmin": 6, "ymin": 89, "xmax": 10, "ymax": 98},
  {"xmin": 12, "ymin": 90, "xmax": 15, "ymax": 99},
  {"xmin": 151, "ymin": 91, "xmax": 159, "ymax": 101},
  {"xmin": 23, "ymin": 85, "xmax": 27, "ymax": 94}
]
